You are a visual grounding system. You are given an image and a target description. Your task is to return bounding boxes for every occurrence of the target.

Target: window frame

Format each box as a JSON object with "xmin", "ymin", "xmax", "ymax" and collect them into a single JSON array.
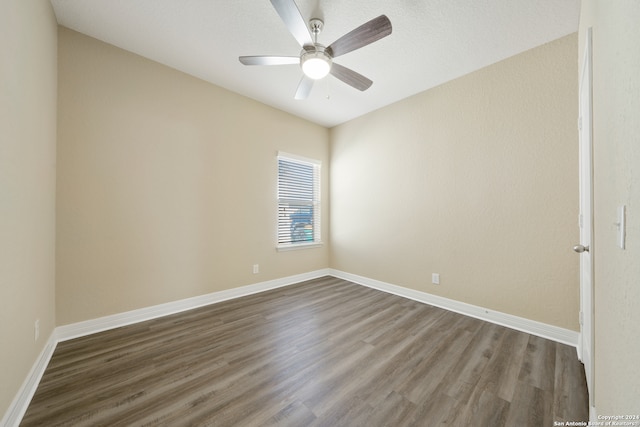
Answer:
[{"xmin": 276, "ymin": 151, "xmax": 322, "ymax": 251}]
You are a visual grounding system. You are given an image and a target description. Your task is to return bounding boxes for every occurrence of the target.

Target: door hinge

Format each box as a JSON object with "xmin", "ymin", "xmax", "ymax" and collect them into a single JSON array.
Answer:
[
  {"xmin": 579, "ymin": 311, "xmax": 584, "ymax": 326},
  {"xmin": 578, "ymin": 116, "xmax": 583, "ymax": 131}
]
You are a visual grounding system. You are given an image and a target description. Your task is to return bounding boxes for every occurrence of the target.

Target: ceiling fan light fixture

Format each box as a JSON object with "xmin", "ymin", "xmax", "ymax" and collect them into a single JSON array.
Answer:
[{"xmin": 301, "ymin": 49, "xmax": 332, "ymax": 80}]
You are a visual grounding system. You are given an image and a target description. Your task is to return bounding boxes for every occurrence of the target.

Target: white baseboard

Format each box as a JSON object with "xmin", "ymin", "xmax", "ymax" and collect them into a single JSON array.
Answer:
[
  {"xmin": 5, "ymin": 267, "xmax": 579, "ymax": 426},
  {"xmin": 56, "ymin": 269, "xmax": 331, "ymax": 342},
  {"xmin": 3, "ymin": 269, "xmax": 330, "ymax": 426},
  {"xmin": 1, "ymin": 332, "xmax": 57, "ymax": 427},
  {"xmin": 329, "ymin": 269, "xmax": 579, "ymax": 348}
]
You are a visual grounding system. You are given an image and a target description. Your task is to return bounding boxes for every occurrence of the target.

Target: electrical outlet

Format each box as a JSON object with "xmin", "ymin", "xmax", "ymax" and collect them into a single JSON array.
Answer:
[
  {"xmin": 432, "ymin": 273, "xmax": 440, "ymax": 285},
  {"xmin": 253, "ymin": 264, "xmax": 259, "ymax": 274},
  {"xmin": 34, "ymin": 319, "xmax": 40, "ymax": 342}
]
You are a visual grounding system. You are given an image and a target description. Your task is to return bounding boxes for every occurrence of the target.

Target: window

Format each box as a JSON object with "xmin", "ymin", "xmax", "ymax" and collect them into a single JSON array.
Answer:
[{"xmin": 277, "ymin": 152, "xmax": 321, "ymax": 249}]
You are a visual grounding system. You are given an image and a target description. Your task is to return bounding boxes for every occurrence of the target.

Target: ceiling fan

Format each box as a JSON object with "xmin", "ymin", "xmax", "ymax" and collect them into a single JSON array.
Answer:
[{"xmin": 239, "ymin": 0, "xmax": 392, "ymax": 100}]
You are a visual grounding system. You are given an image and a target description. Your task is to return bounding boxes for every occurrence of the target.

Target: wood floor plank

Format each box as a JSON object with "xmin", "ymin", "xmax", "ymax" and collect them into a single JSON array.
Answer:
[
  {"xmin": 396, "ymin": 326, "xmax": 473, "ymax": 404},
  {"xmin": 410, "ymin": 391, "xmax": 456, "ymax": 426},
  {"xmin": 518, "ymin": 334, "xmax": 557, "ymax": 392},
  {"xmin": 554, "ymin": 342, "xmax": 590, "ymax": 422},
  {"xmin": 20, "ymin": 277, "xmax": 588, "ymax": 426},
  {"xmin": 364, "ymin": 391, "xmax": 417, "ymax": 427},
  {"xmin": 474, "ymin": 327, "xmax": 530, "ymax": 402},
  {"xmin": 439, "ymin": 321, "xmax": 506, "ymax": 401},
  {"xmin": 505, "ymin": 381, "xmax": 554, "ymax": 427},
  {"xmin": 446, "ymin": 386, "xmax": 511, "ymax": 427},
  {"xmin": 262, "ymin": 400, "xmax": 317, "ymax": 427}
]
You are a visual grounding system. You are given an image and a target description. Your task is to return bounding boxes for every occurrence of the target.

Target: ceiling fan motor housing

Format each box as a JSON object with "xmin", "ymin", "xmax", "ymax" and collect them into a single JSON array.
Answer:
[{"xmin": 300, "ymin": 45, "xmax": 332, "ymax": 79}]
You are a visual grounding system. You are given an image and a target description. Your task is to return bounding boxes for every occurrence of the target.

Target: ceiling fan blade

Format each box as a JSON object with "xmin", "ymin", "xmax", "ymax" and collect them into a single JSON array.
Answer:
[
  {"xmin": 270, "ymin": 0, "xmax": 313, "ymax": 47},
  {"xmin": 239, "ymin": 56, "xmax": 299, "ymax": 66},
  {"xmin": 327, "ymin": 15, "xmax": 392, "ymax": 58},
  {"xmin": 330, "ymin": 63, "xmax": 373, "ymax": 91},
  {"xmin": 294, "ymin": 75, "xmax": 314, "ymax": 100}
]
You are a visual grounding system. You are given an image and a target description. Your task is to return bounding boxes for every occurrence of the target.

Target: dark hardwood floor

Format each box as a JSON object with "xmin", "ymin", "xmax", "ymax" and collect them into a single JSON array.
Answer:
[{"xmin": 21, "ymin": 276, "xmax": 588, "ymax": 426}]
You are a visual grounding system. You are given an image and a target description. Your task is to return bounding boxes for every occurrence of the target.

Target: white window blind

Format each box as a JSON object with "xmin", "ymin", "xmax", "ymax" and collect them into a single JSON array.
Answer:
[{"xmin": 277, "ymin": 152, "xmax": 321, "ymax": 248}]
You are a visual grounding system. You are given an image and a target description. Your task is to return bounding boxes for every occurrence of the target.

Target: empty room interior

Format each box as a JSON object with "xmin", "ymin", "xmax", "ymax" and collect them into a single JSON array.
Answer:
[{"xmin": 2, "ymin": 0, "xmax": 639, "ymax": 426}]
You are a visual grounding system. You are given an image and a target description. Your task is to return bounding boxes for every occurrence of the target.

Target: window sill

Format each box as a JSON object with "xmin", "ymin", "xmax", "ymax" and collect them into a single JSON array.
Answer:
[{"xmin": 277, "ymin": 242, "xmax": 324, "ymax": 252}]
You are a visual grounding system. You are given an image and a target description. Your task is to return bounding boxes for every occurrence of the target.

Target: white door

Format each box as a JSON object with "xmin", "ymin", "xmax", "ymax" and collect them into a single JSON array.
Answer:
[{"xmin": 577, "ymin": 27, "xmax": 594, "ymax": 406}]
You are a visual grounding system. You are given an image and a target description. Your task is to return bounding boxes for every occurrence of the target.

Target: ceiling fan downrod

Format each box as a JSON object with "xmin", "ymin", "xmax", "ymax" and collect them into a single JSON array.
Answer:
[{"xmin": 309, "ymin": 18, "xmax": 323, "ymax": 44}]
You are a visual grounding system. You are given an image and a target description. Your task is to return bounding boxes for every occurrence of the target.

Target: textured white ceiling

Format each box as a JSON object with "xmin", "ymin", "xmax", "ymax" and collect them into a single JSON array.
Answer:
[{"xmin": 50, "ymin": 0, "xmax": 580, "ymax": 127}]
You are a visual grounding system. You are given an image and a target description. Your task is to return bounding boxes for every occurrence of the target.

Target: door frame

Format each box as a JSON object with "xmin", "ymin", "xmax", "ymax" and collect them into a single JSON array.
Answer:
[{"xmin": 578, "ymin": 26, "xmax": 595, "ymax": 409}]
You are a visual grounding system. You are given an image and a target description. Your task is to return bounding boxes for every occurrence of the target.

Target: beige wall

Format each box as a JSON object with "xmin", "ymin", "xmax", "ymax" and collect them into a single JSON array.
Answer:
[
  {"xmin": 2, "ymin": 10, "xmax": 600, "ymax": 419},
  {"xmin": 580, "ymin": 0, "xmax": 640, "ymax": 415},
  {"xmin": 330, "ymin": 34, "xmax": 580, "ymax": 330},
  {"xmin": 56, "ymin": 28, "xmax": 329, "ymax": 325},
  {"xmin": 0, "ymin": 0, "xmax": 58, "ymax": 418}
]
